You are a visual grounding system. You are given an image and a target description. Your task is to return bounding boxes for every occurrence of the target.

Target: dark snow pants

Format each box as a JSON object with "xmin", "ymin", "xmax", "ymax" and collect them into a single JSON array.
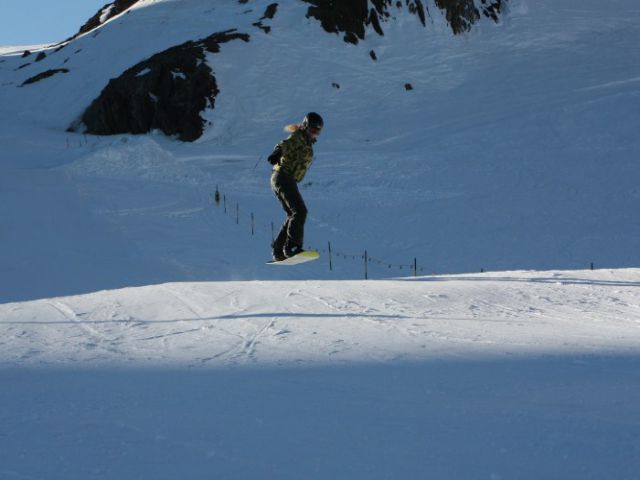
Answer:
[{"xmin": 271, "ymin": 170, "xmax": 307, "ymax": 256}]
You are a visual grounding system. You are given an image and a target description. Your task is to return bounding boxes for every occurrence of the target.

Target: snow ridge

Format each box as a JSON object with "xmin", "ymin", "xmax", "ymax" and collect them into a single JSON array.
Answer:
[{"xmin": 2, "ymin": 269, "xmax": 639, "ymax": 367}]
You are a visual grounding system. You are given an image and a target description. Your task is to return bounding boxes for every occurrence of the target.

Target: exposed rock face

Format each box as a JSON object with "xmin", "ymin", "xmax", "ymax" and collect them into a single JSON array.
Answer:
[
  {"xmin": 77, "ymin": 0, "xmax": 142, "ymax": 37},
  {"xmin": 51, "ymin": 0, "xmax": 142, "ymax": 52},
  {"xmin": 253, "ymin": 3, "xmax": 279, "ymax": 33},
  {"xmin": 21, "ymin": 69, "xmax": 70, "ymax": 86},
  {"xmin": 77, "ymin": 30, "xmax": 249, "ymax": 142},
  {"xmin": 303, "ymin": 0, "xmax": 505, "ymax": 43},
  {"xmin": 435, "ymin": 0, "xmax": 505, "ymax": 34},
  {"xmin": 303, "ymin": 0, "xmax": 374, "ymax": 44}
]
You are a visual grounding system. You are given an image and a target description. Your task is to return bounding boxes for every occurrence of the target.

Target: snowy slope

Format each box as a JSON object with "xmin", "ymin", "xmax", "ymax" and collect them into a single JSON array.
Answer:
[
  {"xmin": 1, "ymin": 0, "xmax": 639, "ymax": 302},
  {"xmin": 2, "ymin": 269, "xmax": 640, "ymax": 366},
  {"xmin": 1, "ymin": 3, "xmax": 640, "ymax": 477},
  {"xmin": 2, "ymin": 269, "xmax": 640, "ymax": 479}
]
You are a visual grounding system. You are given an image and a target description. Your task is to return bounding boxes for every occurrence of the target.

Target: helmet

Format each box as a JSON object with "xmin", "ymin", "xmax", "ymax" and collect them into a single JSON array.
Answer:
[{"xmin": 302, "ymin": 112, "xmax": 324, "ymax": 130}]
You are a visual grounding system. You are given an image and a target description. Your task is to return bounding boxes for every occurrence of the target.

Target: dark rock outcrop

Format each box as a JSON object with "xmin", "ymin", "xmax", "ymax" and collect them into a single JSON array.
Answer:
[
  {"xmin": 21, "ymin": 69, "xmax": 70, "ymax": 86},
  {"xmin": 435, "ymin": 0, "xmax": 505, "ymax": 34},
  {"xmin": 47, "ymin": 0, "xmax": 140, "ymax": 51},
  {"xmin": 77, "ymin": 30, "xmax": 249, "ymax": 142},
  {"xmin": 77, "ymin": 0, "xmax": 141, "ymax": 37},
  {"xmin": 48, "ymin": 1, "xmax": 141, "ymax": 53},
  {"xmin": 303, "ymin": 0, "xmax": 375, "ymax": 45},
  {"xmin": 253, "ymin": 3, "xmax": 279, "ymax": 33},
  {"xmin": 303, "ymin": 0, "xmax": 505, "ymax": 42}
]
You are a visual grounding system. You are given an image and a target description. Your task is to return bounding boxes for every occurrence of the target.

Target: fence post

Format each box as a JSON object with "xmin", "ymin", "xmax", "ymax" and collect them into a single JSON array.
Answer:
[
  {"xmin": 251, "ymin": 212, "xmax": 254, "ymax": 235},
  {"xmin": 328, "ymin": 241, "xmax": 333, "ymax": 271},
  {"xmin": 223, "ymin": 195, "xmax": 227, "ymax": 214},
  {"xmin": 236, "ymin": 203, "xmax": 239, "ymax": 225},
  {"xmin": 364, "ymin": 250, "xmax": 368, "ymax": 280},
  {"xmin": 413, "ymin": 258, "xmax": 417, "ymax": 277}
]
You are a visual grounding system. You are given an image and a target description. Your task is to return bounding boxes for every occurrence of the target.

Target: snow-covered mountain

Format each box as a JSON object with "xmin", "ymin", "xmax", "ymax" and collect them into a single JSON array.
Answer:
[
  {"xmin": 0, "ymin": 0, "xmax": 640, "ymax": 299},
  {"xmin": 1, "ymin": 0, "xmax": 639, "ymax": 303}
]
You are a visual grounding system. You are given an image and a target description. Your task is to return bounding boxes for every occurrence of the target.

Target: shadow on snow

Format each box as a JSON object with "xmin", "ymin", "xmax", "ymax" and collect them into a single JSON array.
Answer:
[{"xmin": 1, "ymin": 354, "xmax": 639, "ymax": 480}]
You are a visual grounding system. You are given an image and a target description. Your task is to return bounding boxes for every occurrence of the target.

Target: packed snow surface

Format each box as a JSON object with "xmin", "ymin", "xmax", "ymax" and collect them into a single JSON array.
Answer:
[
  {"xmin": 2, "ymin": 269, "xmax": 640, "ymax": 367},
  {"xmin": 2, "ymin": 269, "xmax": 640, "ymax": 479}
]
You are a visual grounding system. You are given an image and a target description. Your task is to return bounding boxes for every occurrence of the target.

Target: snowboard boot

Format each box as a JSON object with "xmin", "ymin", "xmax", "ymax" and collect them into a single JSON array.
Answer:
[
  {"xmin": 272, "ymin": 252, "xmax": 286, "ymax": 262},
  {"xmin": 284, "ymin": 245, "xmax": 304, "ymax": 259},
  {"xmin": 271, "ymin": 239, "xmax": 287, "ymax": 262}
]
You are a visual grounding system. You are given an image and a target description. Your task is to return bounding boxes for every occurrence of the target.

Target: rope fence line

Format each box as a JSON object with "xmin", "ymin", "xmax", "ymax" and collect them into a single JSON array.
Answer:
[
  {"xmin": 212, "ymin": 186, "xmax": 431, "ymax": 278},
  {"xmin": 309, "ymin": 243, "xmax": 424, "ymax": 277},
  {"xmin": 211, "ymin": 185, "xmax": 602, "ymax": 278}
]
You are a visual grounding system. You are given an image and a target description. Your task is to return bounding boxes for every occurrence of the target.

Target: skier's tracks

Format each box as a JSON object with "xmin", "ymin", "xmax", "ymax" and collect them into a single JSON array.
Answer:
[
  {"xmin": 160, "ymin": 285, "xmax": 277, "ymax": 365},
  {"xmin": 47, "ymin": 300, "xmax": 127, "ymax": 357},
  {"xmin": 198, "ymin": 317, "xmax": 277, "ymax": 366}
]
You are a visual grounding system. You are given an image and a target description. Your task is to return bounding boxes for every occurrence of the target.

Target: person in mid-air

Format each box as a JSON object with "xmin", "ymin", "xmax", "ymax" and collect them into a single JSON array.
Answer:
[{"xmin": 268, "ymin": 112, "xmax": 324, "ymax": 261}]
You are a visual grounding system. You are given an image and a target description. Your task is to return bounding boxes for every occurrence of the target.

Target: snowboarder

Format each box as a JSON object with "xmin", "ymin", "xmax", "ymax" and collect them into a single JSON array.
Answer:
[{"xmin": 268, "ymin": 112, "xmax": 324, "ymax": 262}]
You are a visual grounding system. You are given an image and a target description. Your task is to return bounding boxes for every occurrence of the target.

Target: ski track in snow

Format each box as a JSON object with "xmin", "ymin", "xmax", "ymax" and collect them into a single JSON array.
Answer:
[{"xmin": 2, "ymin": 269, "xmax": 640, "ymax": 368}]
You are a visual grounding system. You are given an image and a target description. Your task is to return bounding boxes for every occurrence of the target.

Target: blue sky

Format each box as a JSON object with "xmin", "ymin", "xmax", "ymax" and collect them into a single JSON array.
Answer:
[{"xmin": 1, "ymin": 0, "xmax": 109, "ymax": 45}]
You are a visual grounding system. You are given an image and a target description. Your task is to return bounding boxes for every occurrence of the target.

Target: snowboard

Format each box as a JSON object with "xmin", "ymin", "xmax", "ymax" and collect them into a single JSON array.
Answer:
[{"xmin": 267, "ymin": 250, "xmax": 320, "ymax": 265}]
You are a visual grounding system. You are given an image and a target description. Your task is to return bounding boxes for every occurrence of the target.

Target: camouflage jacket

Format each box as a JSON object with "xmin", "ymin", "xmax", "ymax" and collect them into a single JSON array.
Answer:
[{"xmin": 273, "ymin": 128, "xmax": 314, "ymax": 182}]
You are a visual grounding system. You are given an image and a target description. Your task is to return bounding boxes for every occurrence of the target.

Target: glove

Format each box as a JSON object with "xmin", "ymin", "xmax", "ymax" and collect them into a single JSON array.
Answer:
[{"xmin": 268, "ymin": 145, "xmax": 282, "ymax": 165}]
